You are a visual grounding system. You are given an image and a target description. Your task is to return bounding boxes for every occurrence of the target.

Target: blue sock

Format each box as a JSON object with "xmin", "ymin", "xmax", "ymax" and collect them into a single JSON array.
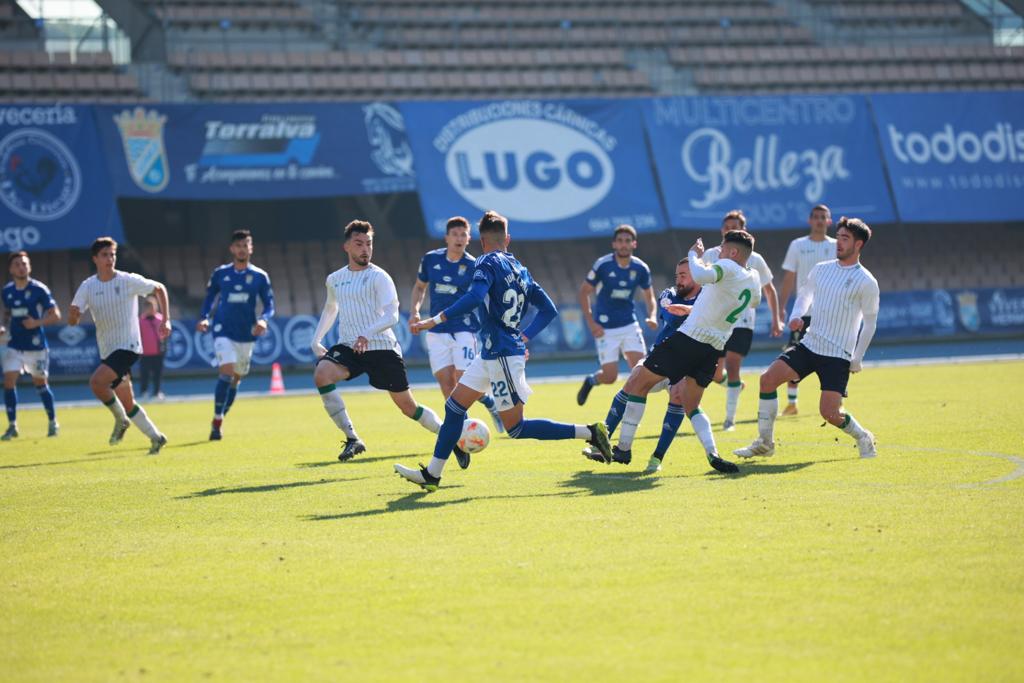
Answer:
[
  {"xmin": 586, "ymin": 372, "xmax": 598, "ymax": 387},
  {"xmin": 433, "ymin": 397, "xmax": 468, "ymax": 461},
  {"xmin": 478, "ymin": 394, "xmax": 496, "ymax": 410},
  {"xmin": 4, "ymin": 388, "xmax": 16, "ymax": 424},
  {"xmin": 508, "ymin": 419, "xmax": 575, "ymax": 440},
  {"xmin": 653, "ymin": 403, "xmax": 686, "ymax": 459},
  {"xmin": 213, "ymin": 374, "xmax": 231, "ymax": 417},
  {"xmin": 36, "ymin": 384, "xmax": 56, "ymax": 421},
  {"xmin": 604, "ymin": 390, "xmax": 629, "ymax": 436},
  {"xmin": 224, "ymin": 383, "xmax": 239, "ymax": 415}
]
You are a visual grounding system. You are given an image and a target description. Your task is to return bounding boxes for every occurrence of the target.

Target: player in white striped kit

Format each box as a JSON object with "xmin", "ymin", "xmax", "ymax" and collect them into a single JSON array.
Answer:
[
  {"xmin": 778, "ymin": 204, "xmax": 837, "ymax": 415},
  {"xmin": 68, "ymin": 237, "xmax": 170, "ymax": 454},
  {"xmin": 597, "ymin": 231, "xmax": 761, "ymax": 473},
  {"xmin": 735, "ymin": 217, "xmax": 879, "ymax": 460},
  {"xmin": 311, "ymin": 221, "xmax": 443, "ymax": 462}
]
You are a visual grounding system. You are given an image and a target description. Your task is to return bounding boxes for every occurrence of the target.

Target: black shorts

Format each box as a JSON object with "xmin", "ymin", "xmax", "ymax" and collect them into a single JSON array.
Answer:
[
  {"xmin": 723, "ymin": 327, "xmax": 754, "ymax": 357},
  {"xmin": 102, "ymin": 350, "xmax": 140, "ymax": 388},
  {"xmin": 780, "ymin": 343, "xmax": 851, "ymax": 397},
  {"xmin": 785, "ymin": 316, "xmax": 812, "ymax": 350},
  {"xmin": 643, "ymin": 332, "xmax": 720, "ymax": 388},
  {"xmin": 319, "ymin": 344, "xmax": 410, "ymax": 392}
]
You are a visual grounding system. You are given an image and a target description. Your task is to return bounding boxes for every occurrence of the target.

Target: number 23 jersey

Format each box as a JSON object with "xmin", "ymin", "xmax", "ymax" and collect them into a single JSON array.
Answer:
[
  {"xmin": 471, "ymin": 251, "xmax": 539, "ymax": 360},
  {"xmin": 679, "ymin": 258, "xmax": 762, "ymax": 351}
]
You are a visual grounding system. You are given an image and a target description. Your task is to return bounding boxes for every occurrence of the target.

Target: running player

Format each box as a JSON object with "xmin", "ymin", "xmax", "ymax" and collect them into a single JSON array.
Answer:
[
  {"xmin": 197, "ymin": 229, "xmax": 275, "ymax": 441},
  {"xmin": 735, "ymin": 217, "xmax": 879, "ymax": 460},
  {"xmin": 703, "ymin": 211, "xmax": 783, "ymax": 430},
  {"xmin": 576, "ymin": 225, "xmax": 657, "ymax": 406},
  {"xmin": 584, "ymin": 257, "xmax": 702, "ymax": 473},
  {"xmin": 409, "ymin": 215, "xmax": 502, "ymax": 432},
  {"xmin": 68, "ymin": 237, "xmax": 169, "ymax": 454},
  {"xmin": 396, "ymin": 210, "xmax": 613, "ymax": 491},
  {"xmin": 311, "ymin": 220, "xmax": 443, "ymax": 462},
  {"xmin": 778, "ymin": 204, "xmax": 836, "ymax": 415},
  {"xmin": 596, "ymin": 231, "xmax": 763, "ymax": 474},
  {"xmin": 1, "ymin": 251, "xmax": 60, "ymax": 439}
]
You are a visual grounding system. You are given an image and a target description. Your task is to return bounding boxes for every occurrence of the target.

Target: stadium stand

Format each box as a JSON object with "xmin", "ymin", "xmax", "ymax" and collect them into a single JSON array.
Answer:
[{"xmin": 0, "ymin": 48, "xmax": 145, "ymax": 102}]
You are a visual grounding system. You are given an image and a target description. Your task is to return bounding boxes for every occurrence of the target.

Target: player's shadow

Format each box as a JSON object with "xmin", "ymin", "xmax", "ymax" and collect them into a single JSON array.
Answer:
[
  {"xmin": 557, "ymin": 470, "xmax": 661, "ymax": 496},
  {"xmin": 304, "ymin": 489, "xmax": 580, "ymax": 522},
  {"xmin": 177, "ymin": 476, "xmax": 369, "ymax": 499},
  {"xmin": 708, "ymin": 460, "xmax": 824, "ymax": 479},
  {"xmin": 295, "ymin": 453, "xmax": 428, "ymax": 468},
  {"xmin": 0, "ymin": 453, "xmax": 133, "ymax": 470}
]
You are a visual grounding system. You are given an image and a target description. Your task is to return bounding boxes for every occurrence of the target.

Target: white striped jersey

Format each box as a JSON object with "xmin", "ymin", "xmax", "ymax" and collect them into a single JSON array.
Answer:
[
  {"xmin": 680, "ymin": 255, "xmax": 762, "ymax": 350},
  {"xmin": 782, "ymin": 235, "xmax": 837, "ymax": 297},
  {"xmin": 704, "ymin": 246, "xmax": 772, "ymax": 330},
  {"xmin": 71, "ymin": 271, "xmax": 158, "ymax": 359},
  {"xmin": 798, "ymin": 260, "xmax": 880, "ymax": 360},
  {"xmin": 324, "ymin": 264, "xmax": 400, "ymax": 352}
]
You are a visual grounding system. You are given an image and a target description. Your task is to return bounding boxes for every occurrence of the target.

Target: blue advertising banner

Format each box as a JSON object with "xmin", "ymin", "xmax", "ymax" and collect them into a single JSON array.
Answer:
[
  {"xmin": 400, "ymin": 99, "xmax": 667, "ymax": 240},
  {"xmin": 94, "ymin": 102, "xmax": 417, "ymax": 200},
  {"xmin": 871, "ymin": 91, "xmax": 1024, "ymax": 223},
  {"xmin": 0, "ymin": 104, "xmax": 123, "ymax": 252},
  {"xmin": 643, "ymin": 95, "xmax": 896, "ymax": 230}
]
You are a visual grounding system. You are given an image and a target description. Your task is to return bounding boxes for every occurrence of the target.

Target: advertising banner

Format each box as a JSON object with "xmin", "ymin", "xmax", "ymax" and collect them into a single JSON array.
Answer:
[
  {"xmin": 0, "ymin": 104, "xmax": 123, "ymax": 252},
  {"xmin": 643, "ymin": 95, "xmax": 896, "ymax": 229},
  {"xmin": 94, "ymin": 102, "xmax": 417, "ymax": 200},
  {"xmin": 871, "ymin": 91, "xmax": 1024, "ymax": 222},
  {"xmin": 400, "ymin": 99, "xmax": 667, "ymax": 240}
]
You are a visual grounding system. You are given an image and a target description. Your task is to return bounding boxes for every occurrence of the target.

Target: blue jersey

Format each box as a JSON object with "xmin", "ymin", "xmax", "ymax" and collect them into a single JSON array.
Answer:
[
  {"xmin": 653, "ymin": 286, "xmax": 700, "ymax": 348},
  {"xmin": 200, "ymin": 264, "xmax": 275, "ymax": 342},
  {"xmin": 2, "ymin": 279, "xmax": 56, "ymax": 351},
  {"xmin": 467, "ymin": 252, "xmax": 552, "ymax": 360},
  {"xmin": 585, "ymin": 254, "xmax": 652, "ymax": 329},
  {"xmin": 416, "ymin": 248, "xmax": 480, "ymax": 334}
]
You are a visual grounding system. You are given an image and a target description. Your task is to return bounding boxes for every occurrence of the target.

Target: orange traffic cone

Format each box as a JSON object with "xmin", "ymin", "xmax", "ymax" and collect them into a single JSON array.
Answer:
[{"xmin": 269, "ymin": 362, "xmax": 285, "ymax": 395}]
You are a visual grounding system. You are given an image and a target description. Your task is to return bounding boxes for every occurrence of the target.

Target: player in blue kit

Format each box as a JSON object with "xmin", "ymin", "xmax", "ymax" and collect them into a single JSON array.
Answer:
[
  {"xmin": 197, "ymin": 230, "xmax": 275, "ymax": 440},
  {"xmin": 395, "ymin": 210, "xmax": 613, "ymax": 491},
  {"xmin": 0, "ymin": 251, "xmax": 61, "ymax": 439},
  {"xmin": 584, "ymin": 257, "xmax": 702, "ymax": 472},
  {"xmin": 409, "ymin": 216, "xmax": 503, "ymax": 432},
  {"xmin": 576, "ymin": 224, "xmax": 657, "ymax": 406}
]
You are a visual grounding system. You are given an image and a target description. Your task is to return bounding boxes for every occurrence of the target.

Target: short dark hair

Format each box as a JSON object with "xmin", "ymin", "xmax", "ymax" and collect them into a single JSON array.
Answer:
[
  {"xmin": 810, "ymin": 204, "xmax": 831, "ymax": 217},
  {"xmin": 231, "ymin": 229, "xmax": 252, "ymax": 243},
  {"xmin": 723, "ymin": 229, "xmax": 755, "ymax": 253},
  {"xmin": 722, "ymin": 210, "xmax": 746, "ymax": 229},
  {"xmin": 837, "ymin": 216, "xmax": 871, "ymax": 246},
  {"xmin": 478, "ymin": 210, "xmax": 508, "ymax": 237},
  {"xmin": 7, "ymin": 250, "xmax": 28, "ymax": 267},
  {"xmin": 344, "ymin": 220, "xmax": 374, "ymax": 242},
  {"xmin": 677, "ymin": 257, "xmax": 689, "ymax": 266},
  {"xmin": 91, "ymin": 237, "xmax": 118, "ymax": 257},
  {"xmin": 613, "ymin": 224, "xmax": 637, "ymax": 240},
  {"xmin": 446, "ymin": 216, "xmax": 470, "ymax": 233}
]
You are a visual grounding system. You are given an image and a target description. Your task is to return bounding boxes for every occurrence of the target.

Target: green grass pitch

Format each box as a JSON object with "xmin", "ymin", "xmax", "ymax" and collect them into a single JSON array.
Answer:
[{"xmin": 2, "ymin": 360, "xmax": 1022, "ymax": 682}]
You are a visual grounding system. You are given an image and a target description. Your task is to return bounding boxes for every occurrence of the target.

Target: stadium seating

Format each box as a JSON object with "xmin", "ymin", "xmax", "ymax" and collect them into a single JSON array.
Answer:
[{"xmin": 0, "ymin": 49, "xmax": 146, "ymax": 102}]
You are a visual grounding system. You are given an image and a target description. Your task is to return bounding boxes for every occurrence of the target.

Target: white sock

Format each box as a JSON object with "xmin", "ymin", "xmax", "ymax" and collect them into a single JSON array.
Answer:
[
  {"xmin": 840, "ymin": 414, "xmax": 867, "ymax": 439},
  {"xmin": 787, "ymin": 385, "xmax": 798, "ymax": 405},
  {"xmin": 617, "ymin": 396, "xmax": 647, "ymax": 450},
  {"xmin": 412, "ymin": 405, "xmax": 441, "ymax": 433},
  {"xmin": 320, "ymin": 387, "xmax": 359, "ymax": 439},
  {"xmin": 427, "ymin": 456, "xmax": 446, "ymax": 478},
  {"xmin": 574, "ymin": 425, "xmax": 591, "ymax": 439},
  {"xmin": 127, "ymin": 405, "xmax": 160, "ymax": 439},
  {"xmin": 758, "ymin": 394, "xmax": 778, "ymax": 443},
  {"xmin": 725, "ymin": 381, "xmax": 743, "ymax": 422},
  {"xmin": 689, "ymin": 409, "xmax": 717, "ymax": 455},
  {"xmin": 104, "ymin": 397, "xmax": 127, "ymax": 422}
]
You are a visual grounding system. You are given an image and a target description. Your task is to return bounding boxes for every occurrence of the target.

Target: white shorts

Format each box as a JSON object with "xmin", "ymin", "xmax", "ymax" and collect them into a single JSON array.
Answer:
[
  {"xmin": 3, "ymin": 348, "xmax": 49, "ymax": 379},
  {"xmin": 213, "ymin": 337, "xmax": 255, "ymax": 376},
  {"xmin": 425, "ymin": 331, "xmax": 478, "ymax": 374},
  {"xmin": 595, "ymin": 322, "xmax": 647, "ymax": 365},
  {"xmin": 459, "ymin": 354, "xmax": 533, "ymax": 412}
]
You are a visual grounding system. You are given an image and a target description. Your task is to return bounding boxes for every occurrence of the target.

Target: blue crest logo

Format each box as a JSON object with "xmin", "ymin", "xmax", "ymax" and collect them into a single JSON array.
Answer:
[
  {"xmin": 956, "ymin": 291, "xmax": 980, "ymax": 333},
  {"xmin": 114, "ymin": 107, "xmax": 169, "ymax": 193},
  {"xmin": 364, "ymin": 103, "xmax": 414, "ymax": 177},
  {"xmin": 0, "ymin": 128, "xmax": 82, "ymax": 221}
]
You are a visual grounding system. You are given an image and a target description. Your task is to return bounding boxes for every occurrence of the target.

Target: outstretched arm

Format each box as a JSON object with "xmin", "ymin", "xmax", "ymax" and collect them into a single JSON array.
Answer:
[
  {"xmin": 311, "ymin": 285, "xmax": 338, "ymax": 357},
  {"xmin": 412, "ymin": 279, "xmax": 488, "ymax": 332}
]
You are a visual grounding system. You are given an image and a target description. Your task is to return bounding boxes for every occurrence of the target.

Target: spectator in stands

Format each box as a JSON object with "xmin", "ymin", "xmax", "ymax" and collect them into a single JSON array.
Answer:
[{"xmin": 138, "ymin": 296, "xmax": 166, "ymax": 401}]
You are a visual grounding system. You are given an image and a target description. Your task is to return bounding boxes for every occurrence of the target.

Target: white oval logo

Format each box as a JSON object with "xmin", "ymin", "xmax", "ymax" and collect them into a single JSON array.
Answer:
[{"xmin": 445, "ymin": 119, "xmax": 614, "ymax": 222}]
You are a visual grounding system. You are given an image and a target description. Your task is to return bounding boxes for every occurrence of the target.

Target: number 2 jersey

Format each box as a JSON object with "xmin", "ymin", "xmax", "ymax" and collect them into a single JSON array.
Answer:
[{"xmin": 679, "ymin": 254, "xmax": 762, "ymax": 351}]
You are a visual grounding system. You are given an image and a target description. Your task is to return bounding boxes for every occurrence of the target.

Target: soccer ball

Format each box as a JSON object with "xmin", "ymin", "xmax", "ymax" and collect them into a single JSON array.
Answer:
[{"xmin": 458, "ymin": 419, "xmax": 490, "ymax": 454}]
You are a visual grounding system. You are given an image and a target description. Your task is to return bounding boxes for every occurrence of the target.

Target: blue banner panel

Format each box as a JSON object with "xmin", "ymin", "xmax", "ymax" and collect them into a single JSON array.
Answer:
[
  {"xmin": 871, "ymin": 91, "xmax": 1024, "ymax": 223},
  {"xmin": 875, "ymin": 287, "xmax": 1024, "ymax": 339},
  {"xmin": 643, "ymin": 95, "xmax": 896, "ymax": 230},
  {"xmin": 0, "ymin": 104, "xmax": 123, "ymax": 251},
  {"xmin": 400, "ymin": 99, "xmax": 667, "ymax": 240},
  {"xmin": 94, "ymin": 102, "xmax": 417, "ymax": 200}
]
